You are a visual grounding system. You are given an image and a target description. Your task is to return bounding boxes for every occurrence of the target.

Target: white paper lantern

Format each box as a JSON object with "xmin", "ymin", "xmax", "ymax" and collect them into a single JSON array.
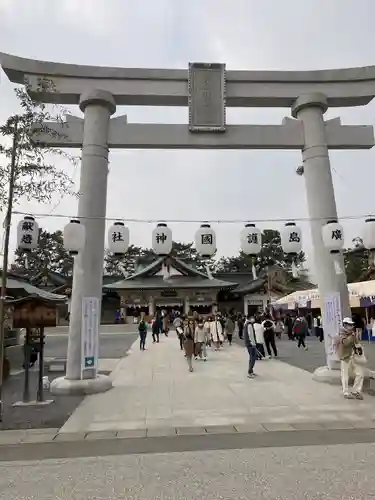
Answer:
[
  {"xmin": 195, "ymin": 223, "xmax": 216, "ymax": 257},
  {"xmin": 108, "ymin": 222, "xmax": 130, "ymax": 255},
  {"xmin": 281, "ymin": 222, "xmax": 302, "ymax": 255},
  {"xmin": 63, "ymin": 219, "xmax": 85, "ymax": 255},
  {"xmin": 240, "ymin": 224, "xmax": 261, "ymax": 255},
  {"xmin": 17, "ymin": 216, "xmax": 39, "ymax": 251},
  {"xmin": 322, "ymin": 220, "xmax": 344, "ymax": 253},
  {"xmin": 152, "ymin": 223, "xmax": 172, "ymax": 255},
  {"xmin": 363, "ymin": 218, "xmax": 375, "ymax": 251}
]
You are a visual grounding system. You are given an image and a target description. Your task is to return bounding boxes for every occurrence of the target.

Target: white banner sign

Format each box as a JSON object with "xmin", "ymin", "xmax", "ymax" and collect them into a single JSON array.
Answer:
[
  {"xmin": 323, "ymin": 292, "xmax": 342, "ymax": 367},
  {"xmin": 81, "ymin": 297, "xmax": 100, "ymax": 376}
]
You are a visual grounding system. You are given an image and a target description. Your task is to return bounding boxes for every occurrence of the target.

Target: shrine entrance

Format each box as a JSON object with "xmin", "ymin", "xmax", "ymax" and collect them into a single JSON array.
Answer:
[{"xmin": 1, "ymin": 53, "xmax": 374, "ymax": 394}]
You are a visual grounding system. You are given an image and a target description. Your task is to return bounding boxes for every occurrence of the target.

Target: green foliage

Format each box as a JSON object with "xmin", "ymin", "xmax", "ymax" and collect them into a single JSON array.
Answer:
[
  {"xmin": 13, "ymin": 229, "xmax": 74, "ymax": 276},
  {"xmin": 168, "ymin": 241, "xmax": 216, "ymax": 272},
  {"xmin": 104, "ymin": 245, "xmax": 150, "ymax": 276},
  {"xmin": 0, "ymin": 79, "xmax": 76, "ymax": 210},
  {"xmin": 215, "ymin": 229, "xmax": 305, "ymax": 273},
  {"xmin": 344, "ymin": 248, "xmax": 370, "ymax": 283}
]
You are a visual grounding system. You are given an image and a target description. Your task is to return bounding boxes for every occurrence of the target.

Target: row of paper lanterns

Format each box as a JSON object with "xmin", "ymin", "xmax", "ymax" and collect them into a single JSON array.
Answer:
[{"xmin": 16, "ymin": 215, "xmax": 375, "ymax": 259}]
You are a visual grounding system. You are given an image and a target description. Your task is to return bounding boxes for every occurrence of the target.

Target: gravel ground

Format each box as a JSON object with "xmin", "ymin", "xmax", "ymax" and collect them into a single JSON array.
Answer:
[
  {"xmin": 0, "ymin": 334, "xmax": 138, "ymax": 431},
  {"xmin": 0, "ymin": 371, "xmax": 83, "ymax": 431},
  {"xmin": 44, "ymin": 333, "xmax": 138, "ymax": 360},
  {"xmin": 2, "ymin": 442, "xmax": 375, "ymax": 499}
]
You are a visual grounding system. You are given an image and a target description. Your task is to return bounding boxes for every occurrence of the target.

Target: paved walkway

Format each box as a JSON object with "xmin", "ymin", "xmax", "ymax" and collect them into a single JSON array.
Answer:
[{"xmin": 59, "ymin": 333, "xmax": 375, "ymax": 435}]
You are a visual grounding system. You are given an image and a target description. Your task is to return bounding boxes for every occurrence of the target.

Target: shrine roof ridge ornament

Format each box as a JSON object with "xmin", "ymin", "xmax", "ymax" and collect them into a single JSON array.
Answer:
[{"xmin": 2, "ymin": 52, "xmax": 375, "ymax": 108}]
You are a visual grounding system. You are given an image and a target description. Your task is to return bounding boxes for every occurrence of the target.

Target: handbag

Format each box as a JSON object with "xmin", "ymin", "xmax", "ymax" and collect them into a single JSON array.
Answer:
[{"xmin": 353, "ymin": 344, "xmax": 367, "ymax": 366}]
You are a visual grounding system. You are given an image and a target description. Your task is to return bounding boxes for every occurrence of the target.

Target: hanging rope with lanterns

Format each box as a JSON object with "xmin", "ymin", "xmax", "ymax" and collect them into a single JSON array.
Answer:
[{"xmin": 16, "ymin": 215, "xmax": 375, "ymax": 280}]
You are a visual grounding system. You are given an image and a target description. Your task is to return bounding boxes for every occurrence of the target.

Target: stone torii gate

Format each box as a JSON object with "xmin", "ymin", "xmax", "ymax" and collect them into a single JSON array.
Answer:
[{"xmin": 1, "ymin": 53, "xmax": 374, "ymax": 394}]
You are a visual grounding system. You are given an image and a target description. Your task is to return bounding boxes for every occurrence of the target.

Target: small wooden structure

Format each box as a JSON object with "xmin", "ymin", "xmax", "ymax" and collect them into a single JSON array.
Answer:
[{"xmin": 6, "ymin": 295, "xmax": 65, "ymax": 403}]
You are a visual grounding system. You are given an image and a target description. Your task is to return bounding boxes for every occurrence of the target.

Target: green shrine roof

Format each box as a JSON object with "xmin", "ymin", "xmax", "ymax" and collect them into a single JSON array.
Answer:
[{"xmin": 104, "ymin": 254, "xmax": 237, "ymax": 291}]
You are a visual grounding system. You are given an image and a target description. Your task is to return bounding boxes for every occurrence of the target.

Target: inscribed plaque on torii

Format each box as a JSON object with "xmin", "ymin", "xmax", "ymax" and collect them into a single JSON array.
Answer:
[{"xmin": 188, "ymin": 62, "xmax": 226, "ymax": 132}]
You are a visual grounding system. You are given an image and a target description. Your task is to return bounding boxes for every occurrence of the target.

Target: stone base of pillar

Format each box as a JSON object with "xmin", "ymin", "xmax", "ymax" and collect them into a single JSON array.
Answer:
[
  {"xmin": 312, "ymin": 365, "xmax": 374, "ymax": 385},
  {"xmin": 50, "ymin": 374, "xmax": 112, "ymax": 396}
]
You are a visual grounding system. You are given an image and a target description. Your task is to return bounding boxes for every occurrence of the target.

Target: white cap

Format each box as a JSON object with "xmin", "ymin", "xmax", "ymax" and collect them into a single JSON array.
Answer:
[{"xmin": 342, "ymin": 317, "xmax": 354, "ymax": 325}]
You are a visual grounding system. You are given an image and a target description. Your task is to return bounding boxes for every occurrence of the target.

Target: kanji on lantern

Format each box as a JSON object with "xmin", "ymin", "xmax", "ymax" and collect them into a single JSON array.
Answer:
[
  {"xmin": 201, "ymin": 233, "xmax": 213, "ymax": 245},
  {"xmin": 240, "ymin": 224, "xmax": 261, "ymax": 256},
  {"xmin": 289, "ymin": 231, "xmax": 301, "ymax": 243},
  {"xmin": 331, "ymin": 229, "xmax": 343, "ymax": 241},
  {"xmin": 281, "ymin": 222, "xmax": 302, "ymax": 254},
  {"xmin": 156, "ymin": 232, "xmax": 167, "ymax": 244},
  {"xmin": 195, "ymin": 224, "xmax": 216, "ymax": 257},
  {"xmin": 248, "ymin": 233, "xmax": 258, "ymax": 244},
  {"xmin": 17, "ymin": 216, "xmax": 39, "ymax": 251},
  {"xmin": 108, "ymin": 222, "xmax": 129, "ymax": 255},
  {"xmin": 322, "ymin": 220, "xmax": 344, "ymax": 252},
  {"xmin": 152, "ymin": 223, "xmax": 172, "ymax": 255},
  {"xmin": 22, "ymin": 220, "xmax": 34, "ymax": 232},
  {"xmin": 21, "ymin": 234, "xmax": 32, "ymax": 245},
  {"xmin": 112, "ymin": 231, "xmax": 124, "ymax": 242}
]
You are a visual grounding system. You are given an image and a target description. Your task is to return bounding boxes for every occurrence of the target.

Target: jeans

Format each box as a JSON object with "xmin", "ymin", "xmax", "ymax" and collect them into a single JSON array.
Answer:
[
  {"xmin": 139, "ymin": 332, "xmax": 147, "ymax": 350},
  {"xmin": 256, "ymin": 343, "xmax": 265, "ymax": 359},
  {"xmin": 264, "ymin": 332, "xmax": 277, "ymax": 356},
  {"xmin": 152, "ymin": 332, "xmax": 160, "ymax": 343},
  {"xmin": 247, "ymin": 345, "xmax": 257, "ymax": 374},
  {"xmin": 297, "ymin": 336, "xmax": 306, "ymax": 348}
]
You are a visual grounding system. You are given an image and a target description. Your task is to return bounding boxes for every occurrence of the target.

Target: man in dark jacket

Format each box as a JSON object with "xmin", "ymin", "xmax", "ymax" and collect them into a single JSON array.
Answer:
[
  {"xmin": 244, "ymin": 316, "xmax": 257, "ymax": 378},
  {"xmin": 293, "ymin": 314, "xmax": 309, "ymax": 350}
]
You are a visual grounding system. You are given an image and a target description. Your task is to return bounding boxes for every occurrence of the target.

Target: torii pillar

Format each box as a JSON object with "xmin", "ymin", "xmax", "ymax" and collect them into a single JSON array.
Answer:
[
  {"xmin": 292, "ymin": 93, "xmax": 351, "ymax": 376},
  {"xmin": 52, "ymin": 90, "xmax": 116, "ymax": 395}
]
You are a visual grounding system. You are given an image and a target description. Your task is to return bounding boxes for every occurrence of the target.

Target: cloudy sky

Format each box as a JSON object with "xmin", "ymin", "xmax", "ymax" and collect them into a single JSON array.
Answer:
[{"xmin": 1, "ymin": 0, "xmax": 375, "ymax": 278}]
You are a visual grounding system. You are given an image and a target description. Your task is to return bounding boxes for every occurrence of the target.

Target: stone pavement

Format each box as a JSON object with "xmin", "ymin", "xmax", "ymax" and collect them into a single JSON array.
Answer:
[{"xmin": 58, "ymin": 333, "xmax": 375, "ymax": 435}]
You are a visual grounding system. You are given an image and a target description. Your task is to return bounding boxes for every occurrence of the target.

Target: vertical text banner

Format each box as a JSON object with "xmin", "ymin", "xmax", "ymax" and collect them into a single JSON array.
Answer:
[
  {"xmin": 81, "ymin": 297, "xmax": 100, "ymax": 377},
  {"xmin": 323, "ymin": 292, "xmax": 342, "ymax": 368}
]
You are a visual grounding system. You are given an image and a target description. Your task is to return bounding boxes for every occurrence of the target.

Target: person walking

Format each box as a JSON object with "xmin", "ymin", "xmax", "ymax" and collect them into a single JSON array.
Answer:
[
  {"xmin": 173, "ymin": 313, "xmax": 184, "ymax": 350},
  {"xmin": 337, "ymin": 317, "xmax": 364, "ymax": 400},
  {"xmin": 194, "ymin": 318, "xmax": 207, "ymax": 361},
  {"xmin": 253, "ymin": 317, "xmax": 265, "ymax": 359},
  {"xmin": 285, "ymin": 313, "xmax": 294, "ymax": 340},
  {"xmin": 183, "ymin": 318, "xmax": 195, "ymax": 372},
  {"xmin": 210, "ymin": 314, "xmax": 224, "ymax": 350},
  {"xmin": 204, "ymin": 316, "xmax": 211, "ymax": 348},
  {"xmin": 262, "ymin": 315, "xmax": 277, "ymax": 358},
  {"xmin": 274, "ymin": 317, "xmax": 284, "ymax": 339},
  {"xmin": 225, "ymin": 315, "xmax": 235, "ymax": 345},
  {"xmin": 151, "ymin": 313, "xmax": 161, "ymax": 343},
  {"xmin": 115, "ymin": 308, "xmax": 121, "ymax": 324},
  {"xmin": 217, "ymin": 312, "xmax": 225, "ymax": 347},
  {"xmin": 161, "ymin": 309, "xmax": 169, "ymax": 336},
  {"xmin": 313, "ymin": 315, "xmax": 324, "ymax": 342},
  {"xmin": 244, "ymin": 315, "xmax": 258, "ymax": 378},
  {"xmin": 138, "ymin": 316, "xmax": 148, "ymax": 351},
  {"xmin": 237, "ymin": 314, "xmax": 244, "ymax": 340},
  {"xmin": 293, "ymin": 313, "xmax": 309, "ymax": 350}
]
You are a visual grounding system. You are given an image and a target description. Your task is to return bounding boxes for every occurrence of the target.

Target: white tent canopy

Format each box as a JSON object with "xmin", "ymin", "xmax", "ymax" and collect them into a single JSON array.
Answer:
[{"xmin": 272, "ymin": 281, "xmax": 375, "ymax": 309}]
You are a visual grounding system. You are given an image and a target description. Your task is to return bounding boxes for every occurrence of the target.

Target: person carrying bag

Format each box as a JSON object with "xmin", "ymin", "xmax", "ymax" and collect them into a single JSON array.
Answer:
[{"xmin": 337, "ymin": 317, "xmax": 365, "ymax": 400}]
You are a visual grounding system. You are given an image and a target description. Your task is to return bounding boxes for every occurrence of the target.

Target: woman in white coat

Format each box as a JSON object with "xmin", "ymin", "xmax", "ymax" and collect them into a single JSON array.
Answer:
[{"xmin": 210, "ymin": 314, "xmax": 224, "ymax": 350}]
